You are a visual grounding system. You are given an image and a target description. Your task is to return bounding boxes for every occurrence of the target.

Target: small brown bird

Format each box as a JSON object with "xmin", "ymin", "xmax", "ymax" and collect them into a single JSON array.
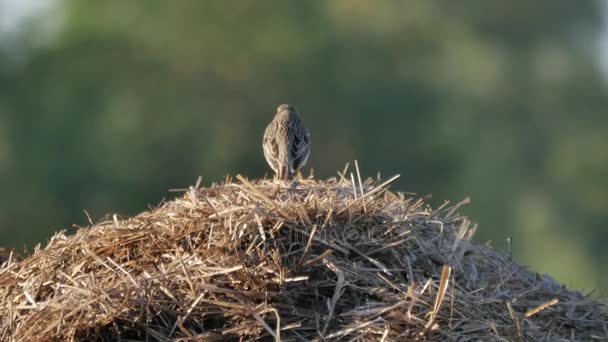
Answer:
[{"xmin": 263, "ymin": 104, "xmax": 311, "ymax": 180}]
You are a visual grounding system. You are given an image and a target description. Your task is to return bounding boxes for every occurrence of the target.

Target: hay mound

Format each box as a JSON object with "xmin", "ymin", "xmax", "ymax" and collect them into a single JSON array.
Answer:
[{"xmin": 1, "ymin": 173, "xmax": 606, "ymax": 341}]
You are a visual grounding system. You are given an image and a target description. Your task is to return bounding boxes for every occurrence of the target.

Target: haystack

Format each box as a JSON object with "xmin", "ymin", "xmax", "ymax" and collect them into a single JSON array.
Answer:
[{"xmin": 1, "ymin": 168, "xmax": 606, "ymax": 341}]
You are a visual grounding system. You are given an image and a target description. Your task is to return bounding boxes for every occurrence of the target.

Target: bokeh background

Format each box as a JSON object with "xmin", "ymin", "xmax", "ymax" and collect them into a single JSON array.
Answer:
[{"xmin": 1, "ymin": 1, "xmax": 607, "ymax": 295}]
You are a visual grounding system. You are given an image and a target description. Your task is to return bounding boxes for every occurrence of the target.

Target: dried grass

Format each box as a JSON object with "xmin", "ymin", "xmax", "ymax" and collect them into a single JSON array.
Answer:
[{"xmin": 1, "ymin": 169, "xmax": 606, "ymax": 341}]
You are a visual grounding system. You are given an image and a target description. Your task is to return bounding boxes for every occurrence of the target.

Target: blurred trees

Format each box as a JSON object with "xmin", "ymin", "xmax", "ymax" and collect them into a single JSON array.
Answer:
[{"xmin": 0, "ymin": 0, "xmax": 607, "ymax": 294}]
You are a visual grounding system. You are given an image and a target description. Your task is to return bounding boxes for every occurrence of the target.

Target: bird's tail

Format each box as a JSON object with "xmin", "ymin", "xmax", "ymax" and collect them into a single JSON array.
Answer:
[
  {"xmin": 279, "ymin": 165, "xmax": 293, "ymax": 180},
  {"xmin": 277, "ymin": 139, "xmax": 292, "ymax": 180}
]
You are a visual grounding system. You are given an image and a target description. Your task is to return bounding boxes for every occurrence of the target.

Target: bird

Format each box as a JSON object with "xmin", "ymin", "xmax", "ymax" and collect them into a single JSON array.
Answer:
[{"xmin": 263, "ymin": 104, "xmax": 311, "ymax": 180}]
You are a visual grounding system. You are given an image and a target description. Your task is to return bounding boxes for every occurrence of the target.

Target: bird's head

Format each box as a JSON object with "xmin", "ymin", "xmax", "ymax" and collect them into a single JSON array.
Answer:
[{"xmin": 276, "ymin": 104, "xmax": 297, "ymax": 115}]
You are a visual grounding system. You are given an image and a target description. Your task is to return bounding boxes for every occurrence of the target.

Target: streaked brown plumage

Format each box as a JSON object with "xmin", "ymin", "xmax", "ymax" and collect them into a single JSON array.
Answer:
[{"xmin": 263, "ymin": 104, "xmax": 311, "ymax": 180}]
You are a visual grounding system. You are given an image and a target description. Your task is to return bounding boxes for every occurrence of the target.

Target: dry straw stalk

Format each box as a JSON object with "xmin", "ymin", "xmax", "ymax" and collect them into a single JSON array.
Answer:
[{"xmin": 1, "ymin": 169, "xmax": 606, "ymax": 341}]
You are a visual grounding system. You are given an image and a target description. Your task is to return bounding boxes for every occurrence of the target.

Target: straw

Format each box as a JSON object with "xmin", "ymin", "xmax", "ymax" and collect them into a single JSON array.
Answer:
[{"xmin": 0, "ymin": 170, "xmax": 606, "ymax": 341}]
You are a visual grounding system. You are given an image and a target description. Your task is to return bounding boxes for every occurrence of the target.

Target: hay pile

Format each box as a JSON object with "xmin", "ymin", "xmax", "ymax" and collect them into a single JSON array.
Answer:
[{"xmin": 1, "ymin": 170, "xmax": 606, "ymax": 341}]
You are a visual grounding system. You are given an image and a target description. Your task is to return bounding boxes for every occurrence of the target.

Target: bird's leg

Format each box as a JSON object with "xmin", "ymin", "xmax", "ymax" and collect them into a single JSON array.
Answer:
[{"xmin": 288, "ymin": 171, "xmax": 300, "ymax": 189}]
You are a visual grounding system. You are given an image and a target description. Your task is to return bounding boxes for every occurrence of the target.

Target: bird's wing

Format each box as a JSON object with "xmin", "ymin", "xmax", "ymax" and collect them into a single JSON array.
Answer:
[
  {"xmin": 263, "ymin": 122, "xmax": 280, "ymax": 172},
  {"xmin": 290, "ymin": 121, "xmax": 311, "ymax": 171}
]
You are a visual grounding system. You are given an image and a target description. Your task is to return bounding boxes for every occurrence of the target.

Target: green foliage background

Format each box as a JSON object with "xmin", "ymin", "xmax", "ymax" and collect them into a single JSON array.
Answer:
[{"xmin": 1, "ymin": 1, "xmax": 607, "ymax": 295}]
